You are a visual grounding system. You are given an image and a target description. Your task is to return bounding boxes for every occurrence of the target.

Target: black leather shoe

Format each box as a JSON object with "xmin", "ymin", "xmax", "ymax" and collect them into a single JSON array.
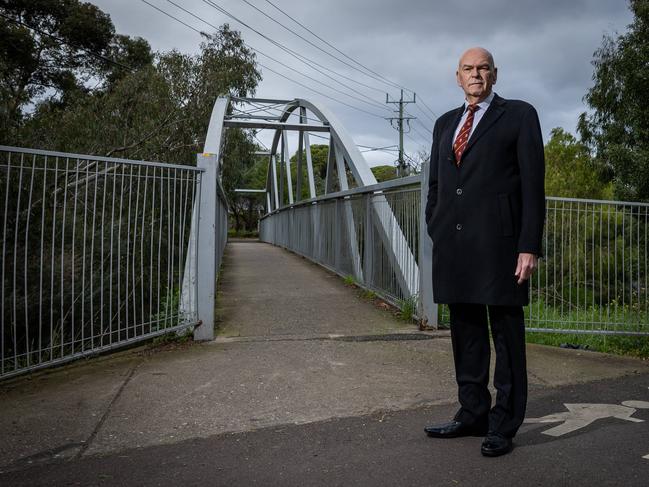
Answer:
[
  {"xmin": 424, "ymin": 420, "xmax": 488, "ymax": 438},
  {"xmin": 481, "ymin": 432, "xmax": 513, "ymax": 457}
]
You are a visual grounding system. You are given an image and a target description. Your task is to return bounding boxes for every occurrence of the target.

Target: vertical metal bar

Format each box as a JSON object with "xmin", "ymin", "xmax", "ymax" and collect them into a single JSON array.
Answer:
[
  {"xmin": 1, "ymin": 153, "xmax": 11, "ymax": 374},
  {"xmin": 60, "ymin": 158, "xmax": 70, "ymax": 357},
  {"xmin": 13, "ymin": 153, "xmax": 25, "ymax": 369},
  {"xmin": 177, "ymin": 168, "xmax": 187, "ymax": 326},
  {"xmin": 157, "ymin": 167, "xmax": 164, "ymax": 329},
  {"xmin": 149, "ymin": 167, "xmax": 156, "ymax": 328},
  {"xmin": 296, "ymin": 112, "xmax": 304, "ymax": 201},
  {"xmin": 598, "ymin": 204, "xmax": 608, "ymax": 326},
  {"xmin": 49, "ymin": 158, "xmax": 59, "ymax": 359},
  {"xmin": 70, "ymin": 159, "xmax": 81, "ymax": 353},
  {"xmin": 81, "ymin": 162, "xmax": 89, "ymax": 351},
  {"xmin": 283, "ymin": 131, "xmax": 294, "ymax": 205},
  {"xmin": 98, "ymin": 161, "xmax": 107, "ymax": 348},
  {"xmin": 117, "ymin": 164, "xmax": 126, "ymax": 342},
  {"xmin": 38, "ymin": 156, "xmax": 48, "ymax": 363},
  {"xmin": 169, "ymin": 168, "xmax": 178, "ymax": 328},
  {"xmin": 193, "ymin": 172, "xmax": 202, "ymax": 325},
  {"xmin": 279, "ymin": 137, "xmax": 285, "ymax": 208},
  {"xmin": 130, "ymin": 165, "xmax": 141, "ymax": 336},
  {"xmin": 23, "ymin": 155, "xmax": 36, "ymax": 365},
  {"xmin": 140, "ymin": 166, "xmax": 149, "ymax": 333}
]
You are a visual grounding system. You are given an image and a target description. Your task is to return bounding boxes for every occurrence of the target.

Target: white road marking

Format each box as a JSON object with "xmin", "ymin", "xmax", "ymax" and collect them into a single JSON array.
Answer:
[{"xmin": 525, "ymin": 401, "xmax": 649, "ymax": 437}]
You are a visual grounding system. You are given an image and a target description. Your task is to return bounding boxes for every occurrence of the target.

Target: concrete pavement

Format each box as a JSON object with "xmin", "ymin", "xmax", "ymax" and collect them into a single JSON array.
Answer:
[{"xmin": 1, "ymin": 240, "xmax": 649, "ymax": 485}]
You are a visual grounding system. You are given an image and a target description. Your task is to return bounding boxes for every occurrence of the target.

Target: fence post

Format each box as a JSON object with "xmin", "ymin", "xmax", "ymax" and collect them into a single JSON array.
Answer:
[
  {"xmin": 363, "ymin": 193, "xmax": 373, "ymax": 287},
  {"xmin": 194, "ymin": 153, "xmax": 218, "ymax": 341},
  {"xmin": 419, "ymin": 162, "xmax": 438, "ymax": 327}
]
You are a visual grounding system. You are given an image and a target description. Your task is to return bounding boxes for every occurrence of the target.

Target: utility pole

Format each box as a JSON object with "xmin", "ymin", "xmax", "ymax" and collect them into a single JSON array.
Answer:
[{"xmin": 386, "ymin": 89, "xmax": 416, "ymax": 177}]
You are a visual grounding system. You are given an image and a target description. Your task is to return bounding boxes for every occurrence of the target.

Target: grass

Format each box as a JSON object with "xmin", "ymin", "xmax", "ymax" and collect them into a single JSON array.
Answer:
[
  {"xmin": 438, "ymin": 299, "xmax": 649, "ymax": 359},
  {"xmin": 526, "ymin": 331, "xmax": 649, "ymax": 359},
  {"xmin": 343, "ymin": 275, "xmax": 358, "ymax": 287},
  {"xmin": 397, "ymin": 294, "xmax": 419, "ymax": 322}
]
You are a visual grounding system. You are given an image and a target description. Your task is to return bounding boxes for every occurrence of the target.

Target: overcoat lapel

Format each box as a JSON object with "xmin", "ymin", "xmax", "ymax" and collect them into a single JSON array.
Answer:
[{"xmin": 462, "ymin": 95, "xmax": 506, "ymax": 158}]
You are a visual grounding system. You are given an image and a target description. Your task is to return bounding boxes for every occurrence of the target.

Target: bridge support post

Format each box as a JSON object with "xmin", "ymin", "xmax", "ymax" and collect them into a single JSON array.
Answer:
[
  {"xmin": 194, "ymin": 153, "xmax": 218, "ymax": 341},
  {"xmin": 419, "ymin": 162, "xmax": 437, "ymax": 328}
]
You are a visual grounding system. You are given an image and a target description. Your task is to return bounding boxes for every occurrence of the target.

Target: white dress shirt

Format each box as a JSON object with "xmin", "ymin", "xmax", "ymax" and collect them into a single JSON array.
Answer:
[{"xmin": 452, "ymin": 91, "xmax": 495, "ymax": 143}]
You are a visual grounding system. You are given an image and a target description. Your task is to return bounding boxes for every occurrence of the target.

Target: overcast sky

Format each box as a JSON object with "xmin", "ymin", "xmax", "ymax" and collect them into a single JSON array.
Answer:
[{"xmin": 92, "ymin": 0, "xmax": 632, "ymax": 167}]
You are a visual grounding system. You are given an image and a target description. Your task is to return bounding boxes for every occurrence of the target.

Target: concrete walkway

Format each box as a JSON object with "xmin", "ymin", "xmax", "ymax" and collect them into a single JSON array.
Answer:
[{"xmin": 2, "ymin": 240, "xmax": 649, "ymax": 486}]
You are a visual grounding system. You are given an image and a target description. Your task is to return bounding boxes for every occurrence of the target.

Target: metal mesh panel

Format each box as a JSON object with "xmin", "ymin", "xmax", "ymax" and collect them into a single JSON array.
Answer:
[
  {"xmin": 0, "ymin": 147, "xmax": 202, "ymax": 378},
  {"xmin": 528, "ymin": 198, "xmax": 649, "ymax": 334}
]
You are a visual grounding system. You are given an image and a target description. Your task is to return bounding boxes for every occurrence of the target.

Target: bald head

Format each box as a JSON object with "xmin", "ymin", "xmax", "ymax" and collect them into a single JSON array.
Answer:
[
  {"xmin": 458, "ymin": 47, "xmax": 495, "ymax": 70},
  {"xmin": 456, "ymin": 47, "xmax": 497, "ymax": 104}
]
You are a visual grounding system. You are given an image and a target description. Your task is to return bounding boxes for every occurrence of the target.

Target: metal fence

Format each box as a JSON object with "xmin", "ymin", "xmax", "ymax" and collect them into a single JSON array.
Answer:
[
  {"xmin": 261, "ymin": 175, "xmax": 649, "ymax": 336},
  {"xmin": 0, "ymin": 146, "xmax": 204, "ymax": 379},
  {"xmin": 527, "ymin": 197, "xmax": 649, "ymax": 335},
  {"xmin": 260, "ymin": 176, "xmax": 426, "ymax": 315}
]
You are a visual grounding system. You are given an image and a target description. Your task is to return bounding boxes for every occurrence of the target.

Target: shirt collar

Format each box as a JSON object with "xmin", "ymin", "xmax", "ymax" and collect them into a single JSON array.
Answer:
[{"xmin": 463, "ymin": 91, "xmax": 495, "ymax": 112}]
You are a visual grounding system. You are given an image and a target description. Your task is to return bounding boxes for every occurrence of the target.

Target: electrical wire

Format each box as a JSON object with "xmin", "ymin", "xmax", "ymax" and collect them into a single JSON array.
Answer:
[
  {"xmin": 241, "ymin": 0, "xmax": 401, "ymax": 92},
  {"xmin": 140, "ymin": 1, "xmax": 386, "ymax": 118},
  {"xmin": 201, "ymin": 0, "xmax": 390, "ymax": 95},
  {"xmin": 264, "ymin": 0, "xmax": 405, "ymax": 92},
  {"xmin": 163, "ymin": 0, "xmax": 390, "ymax": 113}
]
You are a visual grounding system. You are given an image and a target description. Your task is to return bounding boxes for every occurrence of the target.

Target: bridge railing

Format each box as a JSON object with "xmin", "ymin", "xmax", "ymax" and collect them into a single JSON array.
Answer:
[
  {"xmin": 0, "ymin": 146, "xmax": 206, "ymax": 379},
  {"xmin": 261, "ymin": 171, "xmax": 649, "ymax": 336},
  {"xmin": 527, "ymin": 197, "xmax": 649, "ymax": 335}
]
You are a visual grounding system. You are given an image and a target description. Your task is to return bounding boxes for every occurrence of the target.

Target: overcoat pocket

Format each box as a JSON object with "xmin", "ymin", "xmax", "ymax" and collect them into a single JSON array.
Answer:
[{"xmin": 498, "ymin": 193, "xmax": 513, "ymax": 237}]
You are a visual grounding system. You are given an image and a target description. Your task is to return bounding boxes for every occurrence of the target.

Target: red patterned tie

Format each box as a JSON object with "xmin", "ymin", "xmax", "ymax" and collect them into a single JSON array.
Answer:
[{"xmin": 453, "ymin": 104, "xmax": 480, "ymax": 165}]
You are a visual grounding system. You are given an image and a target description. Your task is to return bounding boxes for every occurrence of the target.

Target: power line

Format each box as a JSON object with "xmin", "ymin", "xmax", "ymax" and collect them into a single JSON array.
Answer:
[
  {"xmin": 141, "ymin": 0, "xmax": 205, "ymax": 36},
  {"xmin": 264, "ymin": 0, "xmax": 405, "ymax": 92},
  {"xmin": 241, "ymin": 0, "xmax": 402, "ymax": 93},
  {"xmin": 201, "ymin": 0, "xmax": 390, "ymax": 96},
  {"xmin": 163, "ymin": 0, "xmax": 391, "ymax": 113},
  {"xmin": 140, "ymin": 1, "xmax": 386, "ymax": 118},
  {"xmin": 264, "ymin": 0, "xmax": 443, "ymax": 126}
]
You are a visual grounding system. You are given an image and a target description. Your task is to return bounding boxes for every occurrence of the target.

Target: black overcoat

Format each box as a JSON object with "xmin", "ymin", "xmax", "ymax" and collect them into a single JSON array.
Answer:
[{"xmin": 425, "ymin": 94, "xmax": 545, "ymax": 306}]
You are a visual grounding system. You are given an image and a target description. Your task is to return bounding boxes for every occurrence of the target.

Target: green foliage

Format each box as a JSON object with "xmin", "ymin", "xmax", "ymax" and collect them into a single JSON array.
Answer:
[
  {"xmin": 0, "ymin": 0, "xmax": 116, "ymax": 137},
  {"xmin": 397, "ymin": 294, "xmax": 418, "ymax": 322},
  {"xmin": 544, "ymin": 128, "xmax": 612, "ymax": 199},
  {"xmin": 526, "ymin": 331, "xmax": 649, "ymax": 359},
  {"xmin": 15, "ymin": 24, "xmax": 261, "ymax": 165},
  {"xmin": 343, "ymin": 275, "xmax": 358, "ymax": 287},
  {"xmin": 578, "ymin": 0, "xmax": 649, "ymax": 201},
  {"xmin": 371, "ymin": 165, "xmax": 398, "ymax": 182},
  {"xmin": 360, "ymin": 289, "xmax": 377, "ymax": 300},
  {"xmin": 289, "ymin": 144, "xmax": 330, "ymax": 199}
]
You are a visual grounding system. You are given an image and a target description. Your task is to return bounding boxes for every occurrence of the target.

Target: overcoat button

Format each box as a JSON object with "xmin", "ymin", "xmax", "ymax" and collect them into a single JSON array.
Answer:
[
  {"xmin": 456, "ymin": 188, "xmax": 463, "ymax": 195},
  {"xmin": 456, "ymin": 224, "xmax": 462, "ymax": 231}
]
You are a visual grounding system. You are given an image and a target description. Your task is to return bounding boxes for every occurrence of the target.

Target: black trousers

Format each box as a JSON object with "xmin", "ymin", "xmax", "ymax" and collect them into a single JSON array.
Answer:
[{"xmin": 449, "ymin": 303, "xmax": 527, "ymax": 438}]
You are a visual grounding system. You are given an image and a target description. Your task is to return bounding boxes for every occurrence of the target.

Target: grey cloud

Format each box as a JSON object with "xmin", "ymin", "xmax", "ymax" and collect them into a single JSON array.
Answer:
[{"xmin": 91, "ymin": 0, "xmax": 632, "ymax": 166}]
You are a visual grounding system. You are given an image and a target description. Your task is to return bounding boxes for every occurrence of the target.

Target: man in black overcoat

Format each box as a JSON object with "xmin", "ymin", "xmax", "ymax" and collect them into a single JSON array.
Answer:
[{"xmin": 424, "ymin": 47, "xmax": 545, "ymax": 457}]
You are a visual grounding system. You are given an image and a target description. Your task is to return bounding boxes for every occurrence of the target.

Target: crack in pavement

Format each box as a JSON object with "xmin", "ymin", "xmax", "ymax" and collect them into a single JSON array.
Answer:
[{"xmin": 75, "ymin": 359, "xmax": 143, "ymax": 459}]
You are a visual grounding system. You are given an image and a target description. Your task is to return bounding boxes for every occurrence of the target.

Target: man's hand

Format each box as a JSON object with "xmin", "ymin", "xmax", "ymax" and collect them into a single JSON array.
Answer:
[{"xmin": 515, "ymin": 253, "xmax": 538, "ymax": 285}]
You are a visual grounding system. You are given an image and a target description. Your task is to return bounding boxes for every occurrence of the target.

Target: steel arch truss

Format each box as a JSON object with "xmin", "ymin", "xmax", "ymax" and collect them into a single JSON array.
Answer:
[{"xmin": 184, "ymin": 95, "xmax": 420, "ymax": 329}]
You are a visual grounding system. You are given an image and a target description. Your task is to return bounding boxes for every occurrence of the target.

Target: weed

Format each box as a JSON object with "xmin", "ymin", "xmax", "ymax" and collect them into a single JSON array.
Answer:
[
  {"xmin": 360, "ymin": 289, "xmax": 377, "ymax": 300},
  {"xmin": 397, "ymin": 294, "xmax": 419, "ymax": 322},
  {"xmin": 343, "ymin": 275, "xmax": 358, "ymax": 287}
]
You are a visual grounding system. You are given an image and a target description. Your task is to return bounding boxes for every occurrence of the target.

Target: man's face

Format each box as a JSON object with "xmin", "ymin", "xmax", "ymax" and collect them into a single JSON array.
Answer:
[{"xmin": 456, "ymin": 49, "xmax": 497, "ymax": 102}]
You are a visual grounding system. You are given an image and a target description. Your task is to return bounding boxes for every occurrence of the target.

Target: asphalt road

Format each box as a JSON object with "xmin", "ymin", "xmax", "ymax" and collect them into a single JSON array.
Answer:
[{"xmin": 3, "ymin": 371, "xmax": 649, "ymax": 487}]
